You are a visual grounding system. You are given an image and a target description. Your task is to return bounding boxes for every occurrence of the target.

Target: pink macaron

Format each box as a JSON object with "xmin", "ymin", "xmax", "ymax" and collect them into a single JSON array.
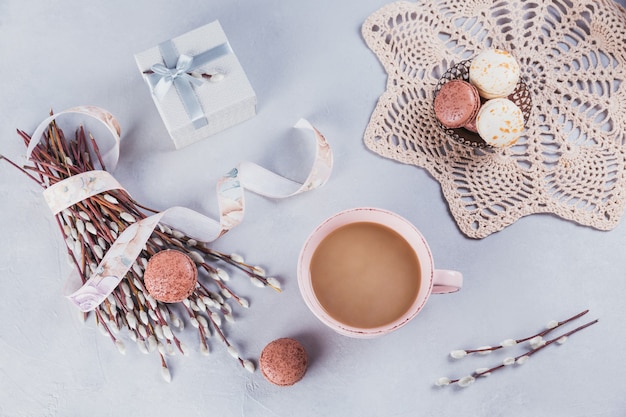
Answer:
[
  {"xmin": 259, "ymin": 338, "xmax": 308, "ymax": 386},
  {"xmin": 434, "ymin": 79, "xmax": 481, "ymax": 129},
  {"xmin": 143, "ymin": 249, "xmax": 198, "ymax": 303}
]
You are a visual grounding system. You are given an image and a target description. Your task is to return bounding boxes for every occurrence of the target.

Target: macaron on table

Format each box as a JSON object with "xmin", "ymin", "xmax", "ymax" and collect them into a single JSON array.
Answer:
[{"xmin": 259, "ymin": 338, "xmax": 308, "ymax": 386}]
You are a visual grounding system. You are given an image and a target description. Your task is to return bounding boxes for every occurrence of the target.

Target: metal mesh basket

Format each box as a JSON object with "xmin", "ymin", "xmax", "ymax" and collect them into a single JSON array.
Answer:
[{"xmin": 433, "ymin": 60, "xmax": 533, "ymax": 148}]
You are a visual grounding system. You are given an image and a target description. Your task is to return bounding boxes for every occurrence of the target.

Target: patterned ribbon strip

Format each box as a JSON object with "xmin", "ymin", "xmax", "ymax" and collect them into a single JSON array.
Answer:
[
  {"xmin": 25, "ymin": 106, "xmax": 333, "ymax": 312},
  {"xmin": 146, "ymin": 41, "xmax": 232, "ymax": 129}
]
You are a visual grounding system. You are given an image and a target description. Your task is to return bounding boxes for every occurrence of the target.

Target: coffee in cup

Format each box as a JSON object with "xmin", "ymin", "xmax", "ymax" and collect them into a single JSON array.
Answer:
[{"xmin": 297, "ymin": 207, "xmax": 462, "ymax": 338}]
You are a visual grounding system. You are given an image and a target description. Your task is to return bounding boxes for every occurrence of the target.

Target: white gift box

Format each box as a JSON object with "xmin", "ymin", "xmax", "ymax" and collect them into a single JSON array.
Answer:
[{"xmin": 135, "ymin": 21, "xmax": 256, "ymax": 149}]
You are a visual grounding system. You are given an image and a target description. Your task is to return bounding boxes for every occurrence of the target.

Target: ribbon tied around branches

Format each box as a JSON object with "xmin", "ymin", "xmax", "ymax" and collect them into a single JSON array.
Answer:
[{"xmin": 25, "ymin": 106, "xmax": 333, "ymax": 312}]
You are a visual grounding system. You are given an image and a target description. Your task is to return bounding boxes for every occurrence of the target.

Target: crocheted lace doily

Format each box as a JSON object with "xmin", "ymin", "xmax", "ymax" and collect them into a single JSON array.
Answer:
[{"xmin": 362, "ymin": 0, "xmax": 626, "ymax": 238}]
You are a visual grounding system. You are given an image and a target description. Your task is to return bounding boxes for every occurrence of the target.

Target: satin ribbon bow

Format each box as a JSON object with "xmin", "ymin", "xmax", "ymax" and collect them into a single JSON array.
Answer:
[
  {"xmin": 150, "ymin": 54, "xmax": 204, "ymax": 100},
  {"xmin": 146, "ymin": 41, "xmax": 232, "ymax": 129}
]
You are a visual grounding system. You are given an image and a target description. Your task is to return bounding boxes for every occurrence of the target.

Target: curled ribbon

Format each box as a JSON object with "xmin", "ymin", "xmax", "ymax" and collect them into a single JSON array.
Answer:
[
  {"xmin": 26, "ymin": 106, "xmax": 333, "ymax": 312},
  {"xmin": 146, "ymin": 41, "xmax": 232, "ymax": 129}
]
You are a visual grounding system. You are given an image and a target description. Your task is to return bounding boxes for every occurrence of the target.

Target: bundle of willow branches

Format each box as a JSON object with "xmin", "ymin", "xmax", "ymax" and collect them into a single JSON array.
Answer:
[{"xmin": 1, "ymin": 114, "xmax": 280, "ymax": 381}]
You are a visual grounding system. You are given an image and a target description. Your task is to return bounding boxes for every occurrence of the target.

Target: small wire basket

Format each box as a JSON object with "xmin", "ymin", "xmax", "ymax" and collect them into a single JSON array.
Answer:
[{"xmin": 433, "ymin": 60, "xmax": 533, "ymax": 148}]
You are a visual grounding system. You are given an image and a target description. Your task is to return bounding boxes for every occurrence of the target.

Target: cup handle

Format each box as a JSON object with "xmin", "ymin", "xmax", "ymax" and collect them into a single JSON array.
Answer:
[{"xmin": 432, "ymin": 269, "xmax": 463, "ymax": 294}]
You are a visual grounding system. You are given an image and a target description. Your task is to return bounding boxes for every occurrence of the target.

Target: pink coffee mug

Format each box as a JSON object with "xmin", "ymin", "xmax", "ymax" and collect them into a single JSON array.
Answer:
[{"xmin": 297, "ymin": 207, "xmax": 462, "ymax": 338}]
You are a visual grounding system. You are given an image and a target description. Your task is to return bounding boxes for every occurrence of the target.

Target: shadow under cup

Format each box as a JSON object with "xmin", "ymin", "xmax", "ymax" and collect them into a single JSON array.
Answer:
[{"xmin": 297, "ymin": 207, "xmax": 462, "ymax": 338}]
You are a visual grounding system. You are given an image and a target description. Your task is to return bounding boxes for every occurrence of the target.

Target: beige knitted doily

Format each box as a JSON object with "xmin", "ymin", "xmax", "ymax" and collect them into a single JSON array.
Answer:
[{"xmin": 362, "ymin": 0, "xmax": 626, "ymax": 238}]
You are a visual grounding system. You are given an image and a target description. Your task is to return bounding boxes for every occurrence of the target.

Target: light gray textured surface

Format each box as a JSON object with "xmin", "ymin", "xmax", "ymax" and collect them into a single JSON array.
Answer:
[{"xmin": 1, "ymin": 1, "xmax": 625, "ymax": 416}]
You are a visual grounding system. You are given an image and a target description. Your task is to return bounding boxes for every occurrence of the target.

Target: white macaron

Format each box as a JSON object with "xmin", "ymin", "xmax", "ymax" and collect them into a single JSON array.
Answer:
[
  {"xmin": 476, "ymin": 98, "xmax": 525, "ymax": 147},
  {"xmin": 469, "ymin": 49, "xmax": 521, "ymax": 99}
]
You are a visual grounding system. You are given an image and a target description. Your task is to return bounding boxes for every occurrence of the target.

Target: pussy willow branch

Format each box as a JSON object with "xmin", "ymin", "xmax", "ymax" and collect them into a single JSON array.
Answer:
[
  {"xmin": 463, "ymin": 309, "xmax": 590, "ymax": 355},
  {"xmin": 2, "ymin": 115, "xmax": 278, "ymax": 380},
  {"xmin": 447, "ymin": 318, "xmax": 599, "ymax": 385}
]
